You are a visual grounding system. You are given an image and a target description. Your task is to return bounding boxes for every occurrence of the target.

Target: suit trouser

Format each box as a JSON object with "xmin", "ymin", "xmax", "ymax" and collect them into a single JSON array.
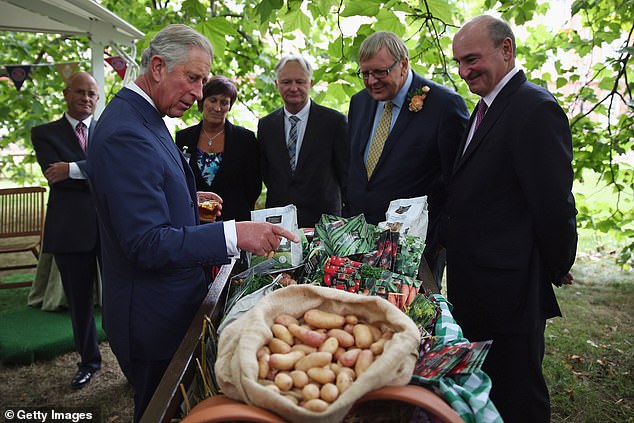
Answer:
[
  {"xmin": 482, "ymin": 320, "xmax": 550, "ymax": 423},
  {"xmin": 54, "ymin": 252, "xmax": 101, "ymax": 371},
  {"xmin": 121, "ymin": 358, "xmax": 171, "ymax": 423}
]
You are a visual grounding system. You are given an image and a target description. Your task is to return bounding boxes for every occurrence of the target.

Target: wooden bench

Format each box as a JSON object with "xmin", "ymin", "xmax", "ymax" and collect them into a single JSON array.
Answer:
[{"xmin": 0, "ymin": 186, "xmax": 46, "ymax": 287}]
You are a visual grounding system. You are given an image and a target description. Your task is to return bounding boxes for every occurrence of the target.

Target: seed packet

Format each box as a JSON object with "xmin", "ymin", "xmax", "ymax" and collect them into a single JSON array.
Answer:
[
  {"xmin": 250, "ymin": 204, "xmax": 302, "ymax": 267},
  {"xmin": 361, "ymin": 228, "xmax": 399, "ymax": 271},
  {"xmin": 379, "ymin": 195, "xmax": 429, "ymax": 239},
  {"xmin": 313, "ymin": 214, "xmax": 374, "ymax": 257},
  {"xmin": 394, "ymin": 234, "xmax": 426, "ymax": 278}
]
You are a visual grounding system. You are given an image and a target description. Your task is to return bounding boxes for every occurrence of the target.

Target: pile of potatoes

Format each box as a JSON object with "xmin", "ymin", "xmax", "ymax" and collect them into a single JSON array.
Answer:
[{"xmin": 256, "ymin": 308, "xmax": 394, "ymax": 412}]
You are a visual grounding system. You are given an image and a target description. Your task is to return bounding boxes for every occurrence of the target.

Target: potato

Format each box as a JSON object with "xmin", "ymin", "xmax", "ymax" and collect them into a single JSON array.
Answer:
[
  {"xmin": 289, "ymin": 370, "xmax": 309, "ymax": 388},
  {"xmin": 302, "ymin": 383, "xmax": 320, "ymax": 401},
  {"xmin": 370, "ymin": 338, "xmax": 386, "ymax": 355},
  {"xmin": 258, "ymin": 354, "xmax": 270, "ymax": 379},
  {"xmin": 320, "ymin": 383, "xmax": 339, "ymax": 403},
  {"xmin": 256, "ymin": 345, "xmax": 270, "ymax": 359},
  {"xmin": 274, "ymin": 313, "xmax": 299, "ymax": 327},
  {"xmin": 355, "ymin": 349, "xmax": 374, "ymax": 376},
  {"xmin": 302, "ymin": 398, "xmax": 329, "ymax": 412},
  {"xmin": 367, "ymin": 323, "xmax": 383, "ymax": 342},
  {"xmin": 329, "ymin": 362, "xmax": 343, "ymax": 375},
  {"xmin": 288, "ymin": 323, "xmax": 327, "ymax": 347},
  {"xmin": 344, "ymin": 314, "xmax": 359, "ymax": 325},
  {"xmin": 274, "ymin": 372, "xmax": 294, "ymax": 391},
  {"xmin": 333, "ymin": 347, "xmax": 346, "ymax": 361},
  {"xmin": 307, "ymin": 367, "xmax": 335, "ymax": 384},
  {"xmin": 352, "ymin": 324, "xmax": 374, "ymax": 348},
  {"xmin": 338, "ymin": 348, "xmax": 361, "ymax": 368},
  {"xmin": 291, "ymin": 344, "xmax": 318, "ymax": 355},
  {"xmin": 271, "ymin": 323, "xmax": 294, "ymax": 345},
  {"xmin": 266, "ymin": 367, "xmax": 279, "ymax": 380},
  {"xmin": 327, "ymin": 328, "xmax": 355, "ymax": 348},
  {"xmin": 318, "ymin": 337, "xmax": 339, "ymax": 354},
  {"xmin": 303, "ymin": 309, "xmax": 346, "ymax": 329},
  {"xmin": 295, "ymin": 351, "xmax": 333, "ymax": 372},
  {"xmin": 268, "ymin": 337, "xmax": 292, "ymax": 354},
  {"xmin": 269, "ymin": 350, "xmax": 305, "ymax": 371},
  {"xmin": 336, "ymin": 370, "xmax": 354, "ymax": 394}
]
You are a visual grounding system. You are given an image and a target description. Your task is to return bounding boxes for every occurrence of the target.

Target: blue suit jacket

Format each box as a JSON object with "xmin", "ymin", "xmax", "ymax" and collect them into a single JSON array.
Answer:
[
  {"xmin": 347, "ymin": 72, "xmax": 469, "ymax": 258},
  {"xmin": 446, "ymin": 70, "xmax": 577, "ymax": 337},
  {"xmin": 87, "ymin": 88, "xmax": 229, "ymax": 362}
]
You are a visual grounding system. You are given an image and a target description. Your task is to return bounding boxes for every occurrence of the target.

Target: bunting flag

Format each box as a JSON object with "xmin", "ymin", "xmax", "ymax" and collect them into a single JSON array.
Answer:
[
  {"xmin": 55, "ymin": 62, "xmax": 80, "ymax": 84},
  {"xmin": 5, "ymin": 65, "xmax": 32, "ymax": 91},
  {"xmin": 105, "ymin": 55, "xmax": 127, "ymax": 80}
]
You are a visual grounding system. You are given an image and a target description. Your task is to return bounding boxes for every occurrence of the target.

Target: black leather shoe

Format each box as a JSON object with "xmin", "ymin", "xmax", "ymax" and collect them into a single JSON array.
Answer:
[{"xmin": 71, "ymin": 369, "xmax": 96, "ymax": 389}]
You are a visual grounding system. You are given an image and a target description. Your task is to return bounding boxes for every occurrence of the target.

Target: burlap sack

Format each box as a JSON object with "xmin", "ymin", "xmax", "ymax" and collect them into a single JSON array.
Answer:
[{"xmin": 215, "ymin": 284, "xmax": 420, "ymax": 423}]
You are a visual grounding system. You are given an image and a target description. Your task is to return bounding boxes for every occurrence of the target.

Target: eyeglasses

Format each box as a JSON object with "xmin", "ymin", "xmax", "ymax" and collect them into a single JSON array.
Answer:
[
  {"xmin": 71, "ymin": 89, "xmax": 98, "ymax": 99},
  {"xmin": 356, "ymin": 59, "xmax": 399, "ymax": 80}
]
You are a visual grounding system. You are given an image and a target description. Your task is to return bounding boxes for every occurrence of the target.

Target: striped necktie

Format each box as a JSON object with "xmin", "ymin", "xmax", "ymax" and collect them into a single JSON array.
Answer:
[
  {"xmin": 287, "ymin": 115, "xmax": 300, "ymax": 173},
  {"xmin": 75, "ymin": 121, "xmax": 87, "ymax": 153},
  {"xmin": 366, "ymin": 101, "xmax": 393, "ymax": 178}
]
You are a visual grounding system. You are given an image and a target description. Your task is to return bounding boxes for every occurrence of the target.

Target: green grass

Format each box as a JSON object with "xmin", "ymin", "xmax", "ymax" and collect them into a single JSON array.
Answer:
[{"xmin": 544, "ymin": 246, "xmax": 634, "ymax": 422}]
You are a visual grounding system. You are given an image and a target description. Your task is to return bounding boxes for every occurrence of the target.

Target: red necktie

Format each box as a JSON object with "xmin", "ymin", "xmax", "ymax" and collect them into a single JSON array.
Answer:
[
  {"xmin": 474, "ymin": 99, "xmax": 488, "ymax": 132},
  {"xmin": 75, "ymin": 122, "xmax": 87, "ymax": 152}
]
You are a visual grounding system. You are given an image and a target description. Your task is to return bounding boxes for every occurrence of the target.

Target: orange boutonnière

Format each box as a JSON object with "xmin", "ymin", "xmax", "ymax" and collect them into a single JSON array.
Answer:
[{"xmin": 408, "ymin": 85, "xmax": 431, "ymax": 112}]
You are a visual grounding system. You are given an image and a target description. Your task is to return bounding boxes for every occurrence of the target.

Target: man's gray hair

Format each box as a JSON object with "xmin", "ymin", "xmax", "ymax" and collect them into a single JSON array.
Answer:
[
  {"xmin": 358, "ymin": 31, "xmax": 409, "ymax": 62},
  {"xmin": 274, "ymin": 55, "xmax": 313, "ymax": 80},
  {"xmin": 140, "ymin": 24, "xmax": 214, "ymax": 73}
]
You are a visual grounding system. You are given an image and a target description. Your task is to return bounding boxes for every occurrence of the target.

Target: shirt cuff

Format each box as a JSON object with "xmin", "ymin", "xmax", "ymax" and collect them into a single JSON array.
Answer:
[
  {"xmin": 68, "ymin": 162, "xmax": 87, "ymax": 179},
  {"xmin": 223, "ymin": 220, "xmax": 239, "ymax": 258}
]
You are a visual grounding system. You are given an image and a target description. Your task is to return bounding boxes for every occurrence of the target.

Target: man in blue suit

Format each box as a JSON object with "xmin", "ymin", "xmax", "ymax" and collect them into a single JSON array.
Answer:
[
  {"xmin": 87, "ymin": 24, "xmax": 297, "ymax": 422},
  {"xmin": 449, "ymin": 15, "xmax": 577, "ymax": 422},
  {"xmin": 31, "ymin": 71, "xmax": 101, "ymax": 390},
  {"xmin": 346, "ymin": 31, "xmax": 469, "ymax": 286}
]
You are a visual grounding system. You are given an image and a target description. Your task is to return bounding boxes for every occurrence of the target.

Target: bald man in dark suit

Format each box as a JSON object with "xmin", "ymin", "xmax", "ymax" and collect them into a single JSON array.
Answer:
[
  {"xmin": 449, "ymin": 15, "xmax": 577, "ymax": 422},
  {"xmin": 31, "ymin": 71, "xmax": 101, "ymax": 389}
]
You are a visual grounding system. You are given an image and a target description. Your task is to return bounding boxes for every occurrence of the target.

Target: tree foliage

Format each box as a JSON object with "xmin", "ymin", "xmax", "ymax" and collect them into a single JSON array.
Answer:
[{"xmin": 1, "ymin": 0, "xmax": 632, "ymax": 266}]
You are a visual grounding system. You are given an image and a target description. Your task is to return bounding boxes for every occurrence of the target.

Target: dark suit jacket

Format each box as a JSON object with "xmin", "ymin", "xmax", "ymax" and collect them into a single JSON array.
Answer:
[
  {"xmin": 446, "ymin": 70, "xmax": 577, "ymax": 337},
  {"xmin": 87, "ymin": 88, "xmax": 230, "ymax": 363},
  {"xmin": 258, "ymin": 101, "xmax": 348, "ymax": 228},
  {"xmin": 31, "ymin": 116, "xmax": 98, "ymax": 254},
  {"xmin": 176, "ymin": 120, "xmax": 261, "ymax": 222},
  {"xmin": 347, "ymin": 72, "xmax": 469, "ymax": 260}
]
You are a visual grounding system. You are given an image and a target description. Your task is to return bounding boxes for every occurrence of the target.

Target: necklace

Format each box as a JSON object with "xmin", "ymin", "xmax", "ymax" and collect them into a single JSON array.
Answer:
[{"xmin": 202, "ymin": 126, "xmax": 225, "ymax": 147}]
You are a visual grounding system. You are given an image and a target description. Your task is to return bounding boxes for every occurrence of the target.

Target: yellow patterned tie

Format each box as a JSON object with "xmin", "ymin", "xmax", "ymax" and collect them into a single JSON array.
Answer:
[{"xmin": 366, "ymin": 100, "xmax": 393, "ymax": 178}]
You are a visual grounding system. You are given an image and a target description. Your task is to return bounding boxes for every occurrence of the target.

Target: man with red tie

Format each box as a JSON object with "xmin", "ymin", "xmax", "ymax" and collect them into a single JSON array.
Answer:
[
  {"xmin": 31, "ymin": 71, "xmax": 102, "ymax": 389},
  {"xmin": 448, "ymin": 15, "xmax": 577, "ymax": 422}
]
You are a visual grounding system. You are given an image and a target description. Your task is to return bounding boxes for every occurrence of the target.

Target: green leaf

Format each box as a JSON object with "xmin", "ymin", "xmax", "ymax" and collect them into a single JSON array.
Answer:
[
  {"xmin": 254, "ymin": 0, "xmax": 284, "ymax": 23},
  {"xmin": 341, "ymin": 0, "xmax": 381, "ymax": 17},
  {"xmin": 423, "ymin": 0, "xmax": 454, "ymax": 24},
  {"xmin": 283, "ymin": 8, "xmax": 312, "ymax": 33},
  {"xmin": 373, "ymin": 9, "xmax": 403, "ymax": 34}
]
